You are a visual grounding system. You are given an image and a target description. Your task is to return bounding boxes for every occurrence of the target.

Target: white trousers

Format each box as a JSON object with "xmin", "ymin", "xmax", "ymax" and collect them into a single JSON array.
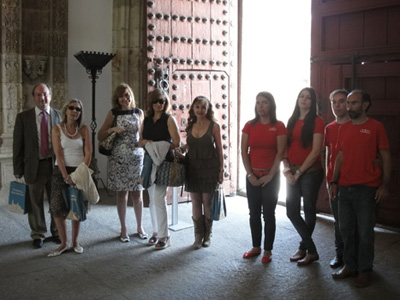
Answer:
[
  {"xmin": 147, "ymin": 184, "xmax": 169, "ymax": 238},
  {"xmin": 147, "ymin": 184, "xmax": 158, "ymax": 233}
]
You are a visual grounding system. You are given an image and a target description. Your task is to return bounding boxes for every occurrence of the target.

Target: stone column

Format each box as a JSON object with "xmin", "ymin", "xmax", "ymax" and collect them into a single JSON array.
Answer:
[{"xmin": 0, "ymin": 0, "xmax": 23, "ymax": 200}]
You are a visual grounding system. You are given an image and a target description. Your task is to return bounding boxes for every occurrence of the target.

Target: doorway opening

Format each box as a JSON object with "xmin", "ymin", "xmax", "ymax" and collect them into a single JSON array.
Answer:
[{"xmin": 238, "ymin": 0, "xmax": 312, "ymax": 203}]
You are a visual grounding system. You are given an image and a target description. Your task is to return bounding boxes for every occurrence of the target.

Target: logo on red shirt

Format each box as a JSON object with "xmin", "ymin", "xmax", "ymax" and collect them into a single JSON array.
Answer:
[{"xmin": 360, "ymin": 129, "xmax": 371, "ymax": 134}]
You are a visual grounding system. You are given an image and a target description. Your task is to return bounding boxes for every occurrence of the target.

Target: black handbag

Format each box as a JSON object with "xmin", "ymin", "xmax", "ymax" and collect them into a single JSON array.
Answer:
[
  {"xmin": 99, "ymin": 110, "xmax": 117, "ymax": 156},
  {"xmin": 99, "ymin": 132, "xmax": 116, "ymax": 156}
]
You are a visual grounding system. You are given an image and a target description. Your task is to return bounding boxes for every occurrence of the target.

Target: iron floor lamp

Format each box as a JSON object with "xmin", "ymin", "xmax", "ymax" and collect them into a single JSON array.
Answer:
[{"xmin": 74, "ymin": 51, "xmax": 115, "ymax": 194}]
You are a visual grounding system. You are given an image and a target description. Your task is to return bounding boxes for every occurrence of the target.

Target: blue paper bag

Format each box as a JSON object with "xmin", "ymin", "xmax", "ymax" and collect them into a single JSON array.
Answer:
[
  {"xmin": 62, "ymin": 187, "xmax": 86, "ymax": 221},
  {"xmin": 8, "ymin": 181, "xmax": 30, "ymax": 214},
  {"xmin": 210, "ymin": 185, "xmax": 227, "ymax": 221}
]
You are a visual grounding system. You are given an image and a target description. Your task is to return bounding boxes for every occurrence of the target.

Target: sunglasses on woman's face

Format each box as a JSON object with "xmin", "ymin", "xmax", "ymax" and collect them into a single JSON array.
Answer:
[
  {"xmin": 152, "ymin": 99, "xmax": 165, "ymax": 105},
  {"xmin": 67, "ymin": 106, "xmax": 82, "ymax": 112}
]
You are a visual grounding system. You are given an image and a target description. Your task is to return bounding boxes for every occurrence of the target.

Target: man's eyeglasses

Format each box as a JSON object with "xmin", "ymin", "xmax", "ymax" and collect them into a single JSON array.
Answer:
[
  {"xmin": 152, "ymin": 99, "xmax": 165, "ymax": 105},
  {"xmin": 67, "ymin": 106, "xmax": 82, "ymax": 112}
]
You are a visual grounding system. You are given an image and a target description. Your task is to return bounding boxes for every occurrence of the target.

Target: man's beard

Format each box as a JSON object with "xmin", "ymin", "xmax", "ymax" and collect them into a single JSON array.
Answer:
[{"xmin": 348, "ymin": 110, "xmax": 361, "ymax": 119}]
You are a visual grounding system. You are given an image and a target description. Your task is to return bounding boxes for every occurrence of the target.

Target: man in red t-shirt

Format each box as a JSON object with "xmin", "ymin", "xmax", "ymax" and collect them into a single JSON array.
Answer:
[
  {"xmin": 329, "ymin": 90, "xmax": 391, "ymax": 288},
  {"xmin": 324, "ymin": 89, "xmax": 349, "ymax": 269}
]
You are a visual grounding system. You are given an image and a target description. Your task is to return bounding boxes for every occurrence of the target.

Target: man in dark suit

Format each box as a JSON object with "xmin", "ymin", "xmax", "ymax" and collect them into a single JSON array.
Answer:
[{"xmin": 13, "ymin": 83, "xmax": 62, "ymax": 248}]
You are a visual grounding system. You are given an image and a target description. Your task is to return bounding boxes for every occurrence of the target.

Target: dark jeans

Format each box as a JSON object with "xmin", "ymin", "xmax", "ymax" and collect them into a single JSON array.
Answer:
[
  {"xmin": 338, "ymin": 185, "xmax": 377, "ymax": 273},
  {"xmin": 328, "ymin": 185, "xmax": 344, "ymax": 258},
  {"xmin": 246, "ymin": 172, "xmax": 280, "ymax": 251},
  {"xmin": 286, "ymin": 169, "xmax": 324, "ymax": 254}
]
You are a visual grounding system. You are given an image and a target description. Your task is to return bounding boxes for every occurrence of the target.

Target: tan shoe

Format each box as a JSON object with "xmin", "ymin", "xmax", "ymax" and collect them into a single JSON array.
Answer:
[
  {"xmin": 289, "ymin": 249, "xmax": 306, "ymax": 262},
  {"xmin": 332, "ymin": 266, "xmax": 357, "ymax": 279},
  {"xmin": 297, "ymin": 253, "xmax": 319, "ymax": 266}
]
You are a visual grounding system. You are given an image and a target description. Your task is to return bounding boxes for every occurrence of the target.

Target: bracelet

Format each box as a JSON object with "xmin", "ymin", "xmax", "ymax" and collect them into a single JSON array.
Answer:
[
  {"xmin": 64, "ymin": 175, "xmax": 70, "ymax": 183},
  {"xmin": 247, "ymin": 173, "xmax": 253, "ymax": 178},
  {"xmin": 295, "ymin": 169, "xmax": 302, "ymax": 176},
  {"xmin": 282, "ymin": 167, "xmax": 290, "ymax": 175}
]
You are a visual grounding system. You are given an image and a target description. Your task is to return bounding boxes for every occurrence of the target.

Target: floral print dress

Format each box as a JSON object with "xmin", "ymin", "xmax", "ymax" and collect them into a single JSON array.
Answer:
[{"xmin": 107, "ymin": 109, "xmax": 143, "ymax": 191}]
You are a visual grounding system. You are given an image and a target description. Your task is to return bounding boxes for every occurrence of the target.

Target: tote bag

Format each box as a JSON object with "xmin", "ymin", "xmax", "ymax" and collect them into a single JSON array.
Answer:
[
  {"xmin": 155, "ymin": 159, "xmax": 186, "ymax": 187},
  {"xmin": 62, "ymin": 187, "xmax": 86, "ymax": 221},
  {"xmin": 8, "ymin": 181, "xmax": 30, "ymax": 214}
]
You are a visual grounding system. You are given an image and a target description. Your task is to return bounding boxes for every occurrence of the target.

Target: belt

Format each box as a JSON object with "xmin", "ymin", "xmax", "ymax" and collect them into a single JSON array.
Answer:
[{"xmin": 39, "ymin": 157, "xmax": 52, "ymax": 162}]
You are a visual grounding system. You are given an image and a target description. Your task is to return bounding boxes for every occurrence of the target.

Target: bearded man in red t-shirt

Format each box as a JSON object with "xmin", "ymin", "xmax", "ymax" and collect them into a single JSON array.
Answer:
[{"xmin": 329, "ymin": 90, "xmax": 391, "ymax": 288}]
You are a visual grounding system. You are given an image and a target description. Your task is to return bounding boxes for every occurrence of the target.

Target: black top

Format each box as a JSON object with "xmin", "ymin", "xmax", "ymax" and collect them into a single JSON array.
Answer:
[
  {"xmin": 142, "ymin": 113, "xmax": 172, "ymax": 142},
  {"xmin": 142, "ymin": 113, "xmax": 173, "ymax": 161}
]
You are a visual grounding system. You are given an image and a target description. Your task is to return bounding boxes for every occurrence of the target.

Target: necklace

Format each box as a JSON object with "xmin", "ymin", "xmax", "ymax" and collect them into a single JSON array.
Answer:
[{"xmin": 63, "ymin": 124, "xmax": 78, "ymax": 138}]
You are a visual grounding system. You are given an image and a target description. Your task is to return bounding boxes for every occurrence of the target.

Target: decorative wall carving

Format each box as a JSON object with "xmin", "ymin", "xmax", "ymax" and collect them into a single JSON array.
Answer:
[
  {"xmin": 0, "ymin": 0, "xmax": 68, "ymax": 201},
  {"xmin": 23, "ymin": 56, "xmax": 47, "ymax": 80}
]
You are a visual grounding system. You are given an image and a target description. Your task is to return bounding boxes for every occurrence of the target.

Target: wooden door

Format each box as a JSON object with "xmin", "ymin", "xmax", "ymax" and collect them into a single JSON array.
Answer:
[
  {"xmin": 145, "ymin": 0, "xmax": 238, "ymax": 201},
  {"xmin": 311, "ymin": 0, "xmax": 400, "ymax": 227}
]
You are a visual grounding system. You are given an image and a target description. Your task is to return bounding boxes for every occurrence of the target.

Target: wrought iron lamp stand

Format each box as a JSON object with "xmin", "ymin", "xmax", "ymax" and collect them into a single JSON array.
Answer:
[{"xmin": 74, "ymin": 51, "xmax": 115, "ymax": 195}]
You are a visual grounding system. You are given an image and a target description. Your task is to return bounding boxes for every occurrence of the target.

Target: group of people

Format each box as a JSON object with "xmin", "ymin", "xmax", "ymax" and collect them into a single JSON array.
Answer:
[
  {"xmin": 241, "ymin": 87, "xmax": 391, "ymax": 288},
  {"xmin": 13, "ymin": 82, "xmax": 391, "ymax": 287},
  {"xmin": 97, "ymin": 84, "xmax": 223, "ymax": 250},
  {"xmin": 13, "ymin": 82, "xmax": 223, "ymax": 256}
]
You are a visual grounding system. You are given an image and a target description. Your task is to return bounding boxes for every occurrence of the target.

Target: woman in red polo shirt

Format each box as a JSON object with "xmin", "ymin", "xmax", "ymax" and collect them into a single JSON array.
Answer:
[
  {"xmin": 283, "ymin": 87, "xmax": 324, "ymax": 266},
  {"xmin": 241, "ymin": 91, "xmax": 287, "ymax": 263}
]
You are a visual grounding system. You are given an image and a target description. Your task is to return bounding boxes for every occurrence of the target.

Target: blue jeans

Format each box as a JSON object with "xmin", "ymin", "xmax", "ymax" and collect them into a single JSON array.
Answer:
[
  {"xmin": 286, "ymin": 169, "xmax": 324, "ymax": 254},
  {"xmin": 328, "ymin": 185, "xmax": 344, "ymax": 258},
  {"xmin": 338, "ymin": 185, "xmax": 377, "ymax": 273},
  {"xmin": 246, "ymin": 172, "xmax": 280, "ymax": 251}
]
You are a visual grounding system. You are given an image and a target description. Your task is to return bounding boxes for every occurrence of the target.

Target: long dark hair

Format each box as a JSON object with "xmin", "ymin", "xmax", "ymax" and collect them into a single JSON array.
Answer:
[
  {"xmin": 186, "ymin": 96, "xmax": 215, "ymax": 133},
  {"xmin": 287, "ymin": 87, "xmax": 318, "ymax": 148},
  {"xmin": 250, "ymin": 91, "xmax": 278, "ymax": 125}
]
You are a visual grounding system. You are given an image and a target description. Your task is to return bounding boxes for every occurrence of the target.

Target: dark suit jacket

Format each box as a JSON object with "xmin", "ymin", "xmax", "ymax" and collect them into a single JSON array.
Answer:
[{"xmin": 13, "ymin": 107, "xmax": 62, "ymax": 184}]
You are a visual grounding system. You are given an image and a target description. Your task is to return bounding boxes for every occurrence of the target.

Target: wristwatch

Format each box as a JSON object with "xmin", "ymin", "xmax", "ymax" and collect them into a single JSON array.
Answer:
[
  {"xmin": 295, "ymin": 169, "xmax": 302, "ymax": 176},
  {"xmin": 330, "ymin": 181, "xmax": 337, "ymax": 187}
]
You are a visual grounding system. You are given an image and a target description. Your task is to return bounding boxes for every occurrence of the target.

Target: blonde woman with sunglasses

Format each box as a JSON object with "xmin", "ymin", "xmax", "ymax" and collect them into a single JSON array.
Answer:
[{"xmin": 48, "ymin": 99, "xmax": 91, "ymax": 257}]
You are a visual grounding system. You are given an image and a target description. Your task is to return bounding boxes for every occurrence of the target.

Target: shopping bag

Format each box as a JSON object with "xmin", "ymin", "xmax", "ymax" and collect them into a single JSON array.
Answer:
[
  {"xmin": 210, "ymin": 185, "xmax": 227, "ymax": 221},
  {"xmin": 62, "ymin": 187, "xmax": 86, "ymax": 221},
  {"xmin": 155, "ymin": 160, "xmax": 186, "ymax": 187},
  {"xmin": 8, "ymin": 181, "xmax": 30, "ymax": 214}
]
